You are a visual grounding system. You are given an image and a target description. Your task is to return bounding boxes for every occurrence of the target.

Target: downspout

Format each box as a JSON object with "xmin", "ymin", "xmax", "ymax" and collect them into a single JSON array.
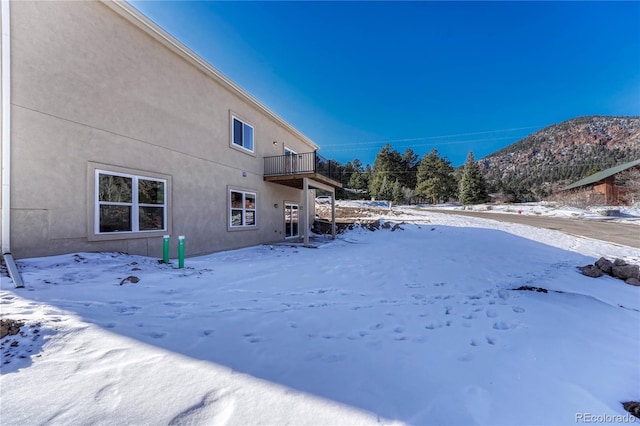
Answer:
[{"xmin": 1, "ymin": 0, "xmax": 23, "ymax": 288}]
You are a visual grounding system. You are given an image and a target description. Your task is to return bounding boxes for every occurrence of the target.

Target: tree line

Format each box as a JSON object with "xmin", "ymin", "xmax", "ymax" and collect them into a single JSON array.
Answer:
[{"xmin": 329, "ymin": 144, "xmax": 489, "ymax": 205}]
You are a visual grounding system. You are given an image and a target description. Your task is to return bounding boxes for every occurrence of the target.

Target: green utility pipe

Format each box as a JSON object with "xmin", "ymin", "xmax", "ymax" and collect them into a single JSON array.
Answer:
[
  {"xmin": 178, "ymin": 235, "xmax": 185, "ymax": 269},
  {"xmin": 163, "ymin": 235, "xmax": 170, "ymax": 264}
]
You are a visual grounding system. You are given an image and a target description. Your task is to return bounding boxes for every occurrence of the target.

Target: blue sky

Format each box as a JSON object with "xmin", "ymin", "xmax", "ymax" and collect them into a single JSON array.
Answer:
[{"xmin": 130, "ymin": 1, "xmax": 640, "ymax": 167}]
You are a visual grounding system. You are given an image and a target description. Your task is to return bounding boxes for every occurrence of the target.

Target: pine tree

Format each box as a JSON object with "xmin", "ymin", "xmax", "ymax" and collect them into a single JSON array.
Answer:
[
  {"xmin": 368, "ymin": 144, "xmax": 423, "ymax": 199},
  {"xmin": 415, "ymin": 149, "xmax": 457, "ymax": 204},
  {"xmin": 391, "ymin": 179, "xmax": 404, "ymax": 204},
  {"xmin": 400, "ymin": 148, "xmax": 419, "ymax": 190},
  {"xmin": 377, "ymin": 176, "xmax": 394, "ymax": 201},
  {"xmin": 369, "ymin": 144, "xmax": 406, "ymax": 199},
  {"xmin": 347, "ymin": 159, "xmax": 369, "ymax": 192},
  {"xmin": 458, "ymin": 152, "xmax": 489, "ymax": 205}
]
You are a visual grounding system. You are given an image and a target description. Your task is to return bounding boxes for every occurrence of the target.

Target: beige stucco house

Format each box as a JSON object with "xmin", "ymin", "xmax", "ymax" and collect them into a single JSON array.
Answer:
[{"xmin": 0, "ymin": 0, "xmax": 340, "ymax": 268}]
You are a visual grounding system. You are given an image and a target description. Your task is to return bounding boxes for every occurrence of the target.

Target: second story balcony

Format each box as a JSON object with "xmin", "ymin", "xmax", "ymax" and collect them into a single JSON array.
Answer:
[{"xmin": 264, "ymin": 151, "xmax": 343, "ymax": 189}]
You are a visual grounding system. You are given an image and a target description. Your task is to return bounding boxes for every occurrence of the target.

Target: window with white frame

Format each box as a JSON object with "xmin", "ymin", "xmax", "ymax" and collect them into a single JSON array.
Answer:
[
  {"xmin": 230, "ymin": 190, "xmax": 256, "ymax": 228},
  {"xmin": 96, "ymin": 170, "xmax": 167, "ymax": 234},
  {"xmin": 232, "ymin": 116, "xmax": 254, "ymax": 152}
]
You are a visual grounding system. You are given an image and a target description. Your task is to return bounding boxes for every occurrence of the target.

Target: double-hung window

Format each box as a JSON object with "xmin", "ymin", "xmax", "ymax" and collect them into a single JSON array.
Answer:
[
  {"xmin": 230, "ymin": 190, "xmax": 256, "ymax": 228},
  {"xmin": 232, "ymin": 116, "xmax": 254, "ymax": 152},
  {"xmin": 96, "ymin": 170, "xmax": 167, "ymax": 234}
]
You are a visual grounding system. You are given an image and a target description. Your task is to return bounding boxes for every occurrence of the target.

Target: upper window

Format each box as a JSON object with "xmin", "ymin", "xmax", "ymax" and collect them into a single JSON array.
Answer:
[
  {"xmin": 230, "ymin": 190, "xmax": 256, "ymax": 228},
  {"xmin": 96, "ymin": 170, "xmax": 167, "ymax": 234},
  {"xmin": 232, "ymin": 116, "xmax": 254, "ymax": 153}
]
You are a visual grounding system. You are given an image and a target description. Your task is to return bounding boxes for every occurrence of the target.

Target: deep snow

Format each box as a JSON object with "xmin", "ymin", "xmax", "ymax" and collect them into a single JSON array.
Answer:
[{"xmin": 1, "ymin": 204, "xmax": 639, "ymax": 425}]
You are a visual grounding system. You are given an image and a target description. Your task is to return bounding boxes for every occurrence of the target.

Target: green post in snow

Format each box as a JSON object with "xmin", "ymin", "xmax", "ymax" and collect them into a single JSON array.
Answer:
[
  {"xmin": 178, "ymin": 236, "xmax": 185, "ymax": 269},
  {"xmin": 163, "ymin": 235, "xmax": 170, "ymax": 264}
]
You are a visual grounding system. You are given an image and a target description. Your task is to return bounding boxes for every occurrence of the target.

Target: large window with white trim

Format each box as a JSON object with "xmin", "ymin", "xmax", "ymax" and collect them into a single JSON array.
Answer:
[
  {"xmin": 96, "ymin": 170, "xmax": 167, "ymax": 234},
  {"xmin": 230, "ymin": 190, "xmax": 256, "ymax": 228},
  {"xmin": 232, "ymin": 116, "xmax": 254, "ymax": 152}
]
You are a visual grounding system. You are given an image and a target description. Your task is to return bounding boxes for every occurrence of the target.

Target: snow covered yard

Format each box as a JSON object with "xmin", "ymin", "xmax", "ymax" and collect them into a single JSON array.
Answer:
[
  {"xmin": 421, "ymin": 201, "xmax": 640, "ymax": 224},
  {"xmin": 1, "ymin": 211, "xmax": 639, "ymax": 425}
]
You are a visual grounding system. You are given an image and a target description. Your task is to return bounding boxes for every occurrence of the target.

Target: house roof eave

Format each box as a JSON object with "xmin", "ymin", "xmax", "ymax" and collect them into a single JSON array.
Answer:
[{"xmin": 101, "ymin": 0, "xmax": 320, "ymax": 152}]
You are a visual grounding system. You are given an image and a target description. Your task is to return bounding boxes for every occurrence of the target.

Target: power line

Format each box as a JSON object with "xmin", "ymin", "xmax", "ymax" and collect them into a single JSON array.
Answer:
[
  {"xmin": 319, "ymin": 125, "xmax": 542, "ymax": 148},
  {"xmin": 322, "ymin": 136, "xmax": 521, "ymax": 153}
]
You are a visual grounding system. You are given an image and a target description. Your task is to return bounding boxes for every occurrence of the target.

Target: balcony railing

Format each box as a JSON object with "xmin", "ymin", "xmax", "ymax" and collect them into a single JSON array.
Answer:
[{"xmin": 264, "ymin": 151, "xmax": 341, "ymax": 183}]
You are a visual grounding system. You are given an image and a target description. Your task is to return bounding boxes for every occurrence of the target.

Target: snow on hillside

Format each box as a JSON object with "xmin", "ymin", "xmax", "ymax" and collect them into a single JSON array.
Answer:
[{"xmin": 1, "ymin": 205, "xmax": 639, "ymax": 425}]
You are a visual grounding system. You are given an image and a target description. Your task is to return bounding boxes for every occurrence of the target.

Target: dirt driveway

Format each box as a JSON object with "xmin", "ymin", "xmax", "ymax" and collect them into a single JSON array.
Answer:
[{"xmin": 429, "ymin": 210, "xmax": 640, "ymax": 249}]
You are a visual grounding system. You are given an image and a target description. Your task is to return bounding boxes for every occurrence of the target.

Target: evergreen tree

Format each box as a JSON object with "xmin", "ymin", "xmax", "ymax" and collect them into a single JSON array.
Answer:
[
  {"xmin": 342, "ymin": 161, "xmax": 355, "ymax": 188},
  {"xmin": 369, "ymin": 144, "xmax": 405, "ymax": 199},
  {"xmin": 585, "ymin": 167, "xmax": 601, "ymax": 177},
  {"xmin": 368, "ymin": 144, "xmax": 421, "ymax": 200},
  {"xmin": 391, "ymin": 179, "xmax": 404, "ymax": 204},
  {"xmin": 458, "ymin": 152, "xmax": 489, "ymax": 205},
  {"xmin": 400, "ymin": 148, "xmax": 419, "ymax": 190},
  {"xmin": 347, "ymin": 159, "xmax": 369, "ymax": 192},
  {"xmin": 369, "ymin": 144, "xmax": 391, "ymax": 197},
  {"xmin": 415, "ymin": 149, "xmax": 457, "ymax": 204},
  {"xmin": 377, "ymin": 175, "xmax": 394, "ymax": 201}
]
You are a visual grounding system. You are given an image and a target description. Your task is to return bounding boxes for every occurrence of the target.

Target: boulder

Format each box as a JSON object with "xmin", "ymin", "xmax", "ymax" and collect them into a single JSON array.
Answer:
[
  {"xmin": 595, "ymin": 257, "xmax": 614, "ymax": 274},
  {"xmin": 577, "ymin": 265, "xmax": 604, "ymax": 278},
  {"xmin": 613, "ymin": 258, "xmax": 627, "ymax": 266},
  {"xmin": 626, "ymin": 278, "xmax": 640, "ymax": 287},
  {"xmin": 0, "ymin": 319, "xmax": 24, "ymax": 339},
  {"xmin": 622, "ymin": 401, "xmax": 640, "ymax": 418},
  {"xmin": 119, "ymin": 275, "xmax": 140, "ymax": 285},
  {"xmin": 612, "ymin": 264, "xmax": 639, "ymax": 281},
  {"xmin": 391, "ymin": 223, "xmax": 404, "ymax": 232}
]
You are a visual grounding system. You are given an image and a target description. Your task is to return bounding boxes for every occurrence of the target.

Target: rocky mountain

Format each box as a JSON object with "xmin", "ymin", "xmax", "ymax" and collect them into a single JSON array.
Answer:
[{"xmin": 479, "ymin": 116, "xmax": 640, "ymax": 200}]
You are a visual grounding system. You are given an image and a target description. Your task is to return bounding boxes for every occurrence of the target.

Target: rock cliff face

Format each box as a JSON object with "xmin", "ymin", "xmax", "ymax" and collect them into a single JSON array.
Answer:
[{"xmin": 479, "ymin": 116, "xmax": 640, "ymax": 199}]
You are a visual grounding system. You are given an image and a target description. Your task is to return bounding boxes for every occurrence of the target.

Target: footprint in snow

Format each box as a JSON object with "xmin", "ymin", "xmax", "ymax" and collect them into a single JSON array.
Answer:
[
  {"xmin": 512, "ymin": 306, "xmax": 526, "ymax": 313},
  {"xmin": 168, "ymin": 389, "xmax": 236, "ymax": 426},
  {"xmin": 425, "ymin": 322, "xmax": 443, "ymax": 330},
  {"xmin": 304, "ymin": 352, "xmax": 345, "ymax": 363},
  {"xmin": 405, "ymin": 282, "xmax": 424, "ymax": 289},
  {"xmin": 243, "ymin": 332, "xmax": 261, "ymax": 343},
  {"xmin": 94, "ymin": 383, "xmax": 122, "ymax": 410},
  {"xmin": 493, "ymin": 321, "xmax": 512, "ymax": 330},
  {"xmin": 370, "ymin": 323, "xmax": 384, "ymax": 331}
]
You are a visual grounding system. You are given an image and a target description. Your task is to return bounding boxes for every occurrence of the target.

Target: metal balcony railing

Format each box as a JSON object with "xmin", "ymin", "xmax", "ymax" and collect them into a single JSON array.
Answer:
[{"xmin": 264, "ymin": 151, "xmax": 341, "ymax": 183}]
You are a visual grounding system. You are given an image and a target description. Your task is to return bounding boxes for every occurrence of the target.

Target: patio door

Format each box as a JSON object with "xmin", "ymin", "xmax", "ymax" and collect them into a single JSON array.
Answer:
[
  {"xmin": 284, "ymin": 203, "xmax": 299, "ymax": 238},
  {"xmin": 284, "ymin": 147, "xmax": 298, "ymax": 174}
]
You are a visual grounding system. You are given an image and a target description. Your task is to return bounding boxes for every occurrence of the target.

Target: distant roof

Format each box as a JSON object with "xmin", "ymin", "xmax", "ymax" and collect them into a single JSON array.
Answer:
[{"xmin": 564, "ymin": 158, "xmax": 640, "ymax": 190}]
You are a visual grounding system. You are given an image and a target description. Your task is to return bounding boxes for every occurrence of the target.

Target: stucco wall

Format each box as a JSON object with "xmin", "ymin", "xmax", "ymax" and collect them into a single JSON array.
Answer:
[{"xmin": 9, "ymin": 1, "xmax": 317, "ymax": 258}]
